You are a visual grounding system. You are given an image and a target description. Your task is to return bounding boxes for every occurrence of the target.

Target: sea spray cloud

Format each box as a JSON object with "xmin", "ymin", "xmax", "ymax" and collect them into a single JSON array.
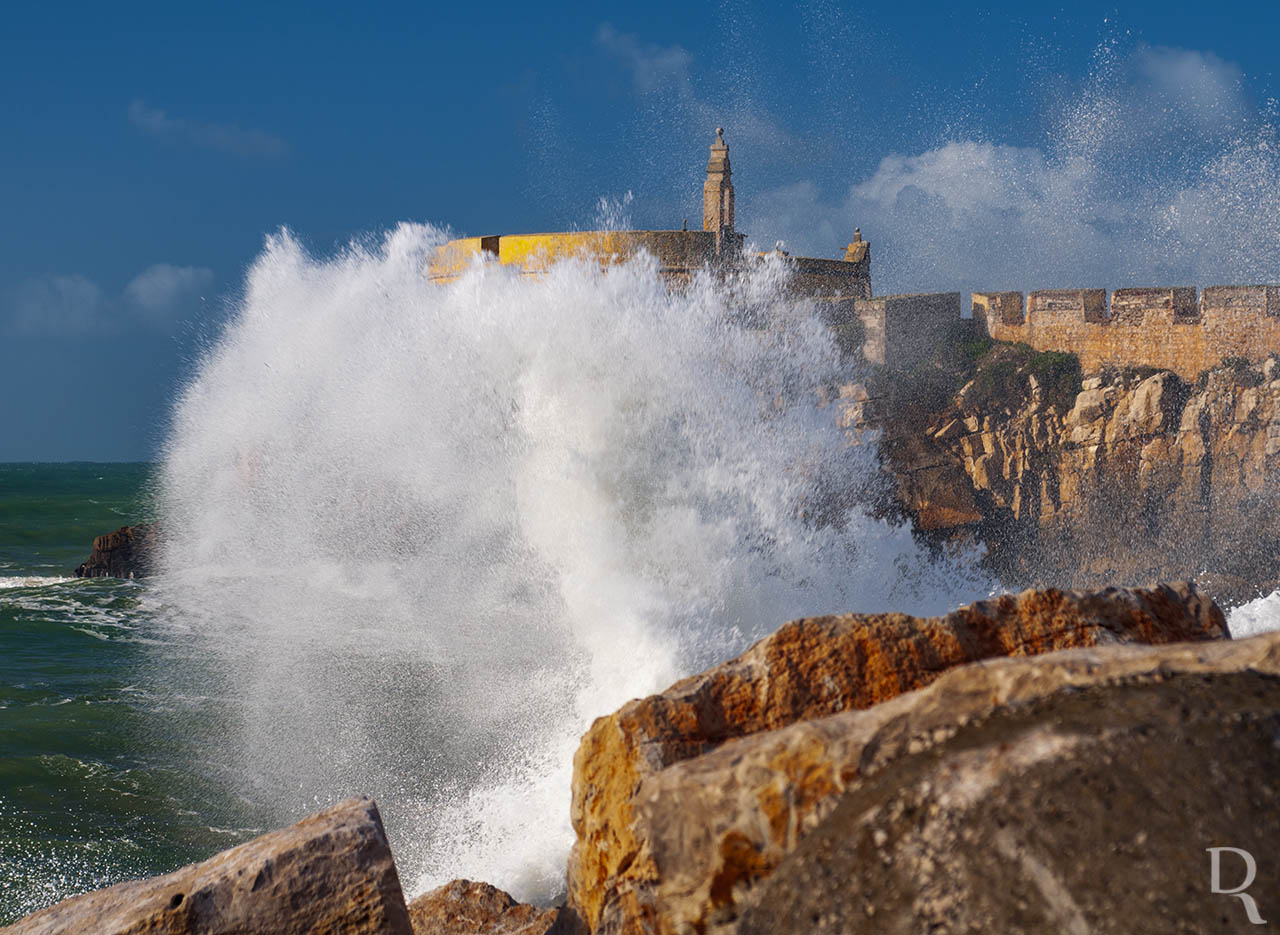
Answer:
[
  {"xmin": 154, "ymin": 224, "xmax": 987, "ymax": 901},
  {"xmin": 738, "ymin": 44, "xmax": 1280, "ymax": 294}
]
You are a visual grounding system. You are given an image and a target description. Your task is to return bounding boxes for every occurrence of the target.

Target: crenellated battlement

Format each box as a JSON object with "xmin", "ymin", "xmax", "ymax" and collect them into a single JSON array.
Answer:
[{"xmin": 970, "ymin": 285, "xmax": 1280, "ymax": 377}]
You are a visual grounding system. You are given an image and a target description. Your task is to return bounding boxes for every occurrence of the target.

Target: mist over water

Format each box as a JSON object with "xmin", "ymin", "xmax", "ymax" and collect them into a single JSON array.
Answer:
[{"xmin": 154, "ymin": 225, "xmax": 986, "ymax": 900}]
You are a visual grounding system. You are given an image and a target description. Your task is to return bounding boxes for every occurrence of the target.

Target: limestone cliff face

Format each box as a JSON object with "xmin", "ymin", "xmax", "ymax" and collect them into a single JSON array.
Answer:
[{"xmin": 848, "ymin": 357, "xmax": 1280, "ymax": 600}]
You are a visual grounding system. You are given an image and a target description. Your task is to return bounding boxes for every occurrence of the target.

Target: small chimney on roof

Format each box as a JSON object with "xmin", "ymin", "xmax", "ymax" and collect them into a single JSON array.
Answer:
[{"xmin": 703, "ymin": 128, "xmax": 734, "ymax": 238}]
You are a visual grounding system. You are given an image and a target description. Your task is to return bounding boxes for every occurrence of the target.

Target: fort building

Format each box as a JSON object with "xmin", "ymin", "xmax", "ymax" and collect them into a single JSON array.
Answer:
[
  {"xmin": 428, "ymin": 129, "xmax": 872, "ymax": 306},
  {"xmin": 430, "ymin": 130, "xmax": 1280, "ymax": 379}
]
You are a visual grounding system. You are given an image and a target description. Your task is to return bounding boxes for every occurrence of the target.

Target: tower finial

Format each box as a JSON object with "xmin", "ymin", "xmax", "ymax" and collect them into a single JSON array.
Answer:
[{"xmin": 704, "ymin": 127, "xmax": 734, "ymax": 237}]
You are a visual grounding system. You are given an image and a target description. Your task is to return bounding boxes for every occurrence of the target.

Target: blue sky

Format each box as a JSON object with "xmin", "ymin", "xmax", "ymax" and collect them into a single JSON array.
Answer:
[{"xmin": 5, "ymin": 0, "xmax": 1280, "ymax": 460}]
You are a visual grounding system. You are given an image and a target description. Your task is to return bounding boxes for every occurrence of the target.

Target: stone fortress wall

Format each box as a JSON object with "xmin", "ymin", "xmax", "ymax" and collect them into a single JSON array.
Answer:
[
  {"xmin": 967, "ymin": 286, "xmax": 1280, "ymax": 378},
  {"xmin": 855, "ymin": 287, "xmax": 1280, "ymax": 377},
  {"xmin": 427, "ymin": 129, "xmax": 1278, "ymax": 379}
]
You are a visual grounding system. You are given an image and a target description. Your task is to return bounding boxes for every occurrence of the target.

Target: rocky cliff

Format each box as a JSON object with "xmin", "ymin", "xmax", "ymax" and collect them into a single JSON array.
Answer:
[{"xmin": 846, "ymin": 343, "xmax": 1280, "ymax": 604}]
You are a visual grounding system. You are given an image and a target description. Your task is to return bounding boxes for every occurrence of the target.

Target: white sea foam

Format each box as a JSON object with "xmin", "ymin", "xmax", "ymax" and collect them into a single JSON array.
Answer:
[
  {"xmin": 0, "ymin": 577, "xmax": 74, "ymax": 589},
  {"xmin": 1226, "ymin": 590, "xmax": 1280, "ymax": 639},
  {"xmin": 155, "ymin": 224, "xmax": 989, "ymax": 901}
]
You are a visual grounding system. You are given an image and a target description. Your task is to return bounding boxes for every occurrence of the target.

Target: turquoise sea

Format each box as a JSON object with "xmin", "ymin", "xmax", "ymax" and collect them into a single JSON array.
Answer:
[{"xmin": 0, "ymin": 463, "xmax": 261, "ymax": 924}]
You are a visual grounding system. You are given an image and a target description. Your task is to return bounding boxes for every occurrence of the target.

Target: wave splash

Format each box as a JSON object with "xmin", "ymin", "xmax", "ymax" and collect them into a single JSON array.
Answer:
[{"xmin": 155, "ymin": 224, "xmax": 985, "ymax": 901}]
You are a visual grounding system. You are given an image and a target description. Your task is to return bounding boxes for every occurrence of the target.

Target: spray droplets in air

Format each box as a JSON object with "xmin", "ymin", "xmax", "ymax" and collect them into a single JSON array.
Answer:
[{"xmin": 155, "ymin": 225, "xmax": 985, "ymax": 901}]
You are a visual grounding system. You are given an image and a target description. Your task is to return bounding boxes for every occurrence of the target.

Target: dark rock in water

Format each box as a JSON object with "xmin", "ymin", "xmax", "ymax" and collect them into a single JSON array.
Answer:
[
  {"xmin": 407, "ymin": 879, "xmax": 563, "ymax": 934},
  {"xmin": 72, "ymin": 523, "xmax": 157, "ymax": 578},
  {"xmin": 0, "ymin": 796, "xmax": 412, "ymax": 935},
  {"xmin": 567, "ymin": 582, "xmax": 1228, "ymax": 934},
  {"xmin": 732, "ymin": 631, "xmax": 1280, "ymax": 935}
]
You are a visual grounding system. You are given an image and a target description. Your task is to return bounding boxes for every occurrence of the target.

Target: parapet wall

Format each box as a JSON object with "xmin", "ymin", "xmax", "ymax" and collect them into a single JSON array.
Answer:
[
  {"xmin": 973, "ymin": 286, "xmax": 1280, "ymax": 377},
  {"xmin": 854, "ymin": 293, "xmax": 966, "ymax": 370}
]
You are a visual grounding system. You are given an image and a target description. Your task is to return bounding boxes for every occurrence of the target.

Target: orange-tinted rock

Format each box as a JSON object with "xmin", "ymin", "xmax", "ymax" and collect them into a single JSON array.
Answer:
[
  {"xmin": 406, "ymin": 880, "xmax": 561, "ymax": 935},
  {"xmin": 566, "ymin": 583, "xmax": 1226, "ymax": 933},
  {"xmin": 2, "ymin": 796, "xmax": 411, "ymax": 935},
  {"xmin": 734, "ymin": 630, "xmax": 1280, "ymax": 935}
]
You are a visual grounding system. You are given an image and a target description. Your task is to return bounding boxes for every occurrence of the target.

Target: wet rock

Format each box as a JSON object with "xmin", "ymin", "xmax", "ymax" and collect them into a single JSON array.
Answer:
[
  {"xmin": 2, "ymin": 796, "xmax": 412, "ymax": 935},
  {"xmin": 567, "ymin": 583, "xmax": 1227, "ymax": 934},
  {"xmin": 72, "ymin": 523, "xmax": 157, "ymax": 578},
  {"xmin": 736, "ymin": 630, "xmax": 1280, "ymax": 935},
  {"xmin": 407, "ymin": 880, "xmax": 563, "ymax": 935}
]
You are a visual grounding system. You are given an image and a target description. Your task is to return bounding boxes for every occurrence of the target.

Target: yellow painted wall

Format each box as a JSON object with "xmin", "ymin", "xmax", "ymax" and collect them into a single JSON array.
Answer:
[{"xmin": 426, "ymin": 230, "xmax": 871, "ymax": 304}]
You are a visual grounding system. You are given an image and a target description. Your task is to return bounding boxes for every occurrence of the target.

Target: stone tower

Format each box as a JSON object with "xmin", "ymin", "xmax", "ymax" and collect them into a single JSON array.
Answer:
[{"xmin": 703, "ymin": 128, "xmax": 734, "ymax": 241}]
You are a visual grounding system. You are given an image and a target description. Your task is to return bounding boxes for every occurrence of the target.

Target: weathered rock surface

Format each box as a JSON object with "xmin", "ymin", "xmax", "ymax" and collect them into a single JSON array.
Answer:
[
  {"xmin": 567, "ymin": 583, "xmax": 1227, "ymax": 933},
  {"xmin": 851, "ymin": 358, "xmax": 1280, "ymax": 602},
  {"xmin": 2, "ymin": 796, "xmax": 412, "ymax": 935},
  {"xmin": 407, "ymin": 880, "xmax": 562, "ymax": 935},
  {"xmin": 734, "ymin": 630, "xmax": 1280, "ymax": 935},
  {"xmin": 73, "ymin": 522, "xmax": 157, "ymax": 578}
]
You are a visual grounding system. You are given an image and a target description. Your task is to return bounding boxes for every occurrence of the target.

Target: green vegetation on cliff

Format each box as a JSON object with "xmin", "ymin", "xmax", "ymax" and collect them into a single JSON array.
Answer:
[{"xmin": 869, "ymin": 329, "xmax": 1083, "ymax": 418}]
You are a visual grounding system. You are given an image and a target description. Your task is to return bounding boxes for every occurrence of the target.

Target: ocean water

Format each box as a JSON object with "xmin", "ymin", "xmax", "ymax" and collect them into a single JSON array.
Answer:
[{"xmin": 0, "ymin": 464, "xmax": 264, "ymax": 922}]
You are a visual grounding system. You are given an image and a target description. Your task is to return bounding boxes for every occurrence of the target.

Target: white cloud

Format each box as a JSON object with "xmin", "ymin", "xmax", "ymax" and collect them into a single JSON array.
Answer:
[
  {"xmin": 594, "ymin": 25, "xmax": 796, "ymax": 157},
  {"xmin": 595, "ymin": 24, "xmax": 693, "ymax": 96},
  {"xmin": 124, "ymin": 264, "xmax": 215, "ymax": 324},
  {"xmin": 851, "ymin": 143, "xmax": 1052, "ymax": 218},
  {"xmin": 129, "ymin": 100, "xmax": 290, "ymax": 159},
  {"xmin": 4, "ymin": 264, "xmax": 215, "ymax": 335},
  {"xmin": 7, "ymin": 275, "xmax": 106, "ymax": 335},
  {"xmin": 1131, "ymin": 46, "xmax": 1246, "ymax": 137}
]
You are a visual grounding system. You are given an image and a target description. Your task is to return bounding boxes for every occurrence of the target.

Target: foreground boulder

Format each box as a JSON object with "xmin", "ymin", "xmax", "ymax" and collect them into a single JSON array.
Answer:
[
  {"xmin": 735, "ymin": 630, "xmax": 1280, "ymax": 934},
  {"xmin": 407, "ymin": 880, "xmax": 562, "ymax": 934},
  {"xmin": 2, "ymin": 796, "xmax": 412, "ymax": 935},
  {"xmin": 567, "ymin": 583, "xmax": 1228, "ymax": 933},
  {"xmin": 73, "ymin": 522, "xmax": 157, "ymax": 578}
]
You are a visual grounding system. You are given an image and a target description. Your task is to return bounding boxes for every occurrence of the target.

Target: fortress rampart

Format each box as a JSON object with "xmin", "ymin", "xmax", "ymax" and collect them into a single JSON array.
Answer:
[{"xmin": 972, "ymin": 286, "xmax": 1280, "ymax": 377}]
